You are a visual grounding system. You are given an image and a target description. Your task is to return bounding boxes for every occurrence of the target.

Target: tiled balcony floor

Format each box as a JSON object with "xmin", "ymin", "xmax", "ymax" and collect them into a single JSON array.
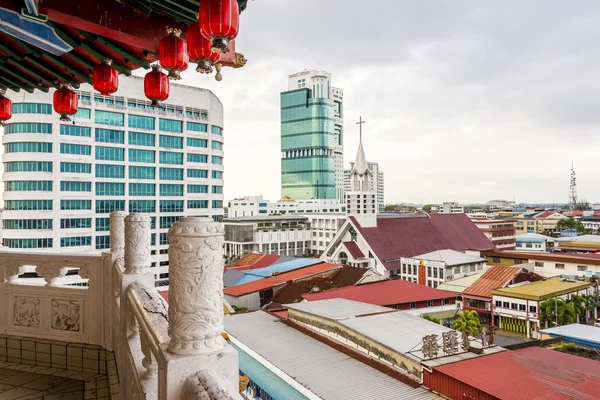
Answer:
[{"xmin": 0, "ymin": 368, "xmax": 84, "ymax": 399}]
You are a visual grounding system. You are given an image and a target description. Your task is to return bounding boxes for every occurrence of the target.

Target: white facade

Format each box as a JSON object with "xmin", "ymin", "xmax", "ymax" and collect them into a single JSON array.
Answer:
[
  {"xmin": 287, "ymin": 70, "xmax": 344, "ymax": 202},
  {"xmin": 2, "ymin": 77, "xmax": 225, "ymax": 287},
  {"xmin": 486, "ymin": 199, "xmax": 516, "ymax": 209},
  {"xmin": 223, "ymin": 213, "xmax": 346, "ymax": 258},
  {"xmin": 394, "ymin": 255, "xmax": 486, "ymax": 288},
  {"xmin": 227, "ymin": 195, "xmax": 345, "ymax": 217},
  {"xmin": 345, "ymin": 162, "xmax": 385, "ymax": 213},
  {"xmin": 440, "ymin": 202, "xmax": 464, "ymax": 214}
]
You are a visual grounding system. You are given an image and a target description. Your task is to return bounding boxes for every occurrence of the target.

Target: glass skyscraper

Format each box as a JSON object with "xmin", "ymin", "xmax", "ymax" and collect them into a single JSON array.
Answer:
[
  {"xmin": 1, "ymin": 77, "xmax": 225, "ymax": 287},
  {"xmin": 280, "ymin": 71, "xmax": 343, "ymax": 201}
]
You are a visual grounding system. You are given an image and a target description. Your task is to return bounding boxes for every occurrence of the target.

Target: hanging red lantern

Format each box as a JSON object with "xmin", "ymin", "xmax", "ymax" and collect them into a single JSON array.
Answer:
[
  {"xmin": 187, "ymin": 22, "xmax": 221, "ymax": 74},
  {"xmin": 0, "ymin": 91, "xmax": 12, "ymax": 126},
  {"xmin": 144, "ymin": 64, "xmax": 170, "ymax": 107},
  {"xmin": 53, "ymin": 84, "xmax": 78, "ymax": 122},
  {"xmin": 199, "ymin": 0, "xmax": 240, "ymax": 54},
  {"xmin": 92, "ymin": 59, "xmax": 118, "ymax": 96},
  {"xmin": 159, "ymin": 28, "xmax": 189, "ymax": 80}
]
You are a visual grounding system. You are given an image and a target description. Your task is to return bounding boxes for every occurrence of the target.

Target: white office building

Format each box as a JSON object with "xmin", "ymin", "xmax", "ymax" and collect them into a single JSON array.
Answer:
[
  {"xmin": 1, "ymin": 77, "xmax": 225, "ymax": 287},
  {"xmin": 440, "ymin": 202, "xmax": 464, "ymax": 214},
  {"xmin": 344, "ymin": 163, "xmax": 384, "ymax": 214},
  {"xmin": 227, "ymin": 195, "xmax": 345, "ymax": 218}
]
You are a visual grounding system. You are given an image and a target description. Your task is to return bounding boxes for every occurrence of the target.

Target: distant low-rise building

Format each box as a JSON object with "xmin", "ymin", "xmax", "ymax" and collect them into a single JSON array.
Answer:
[
  {"xmin": 439, "ymin": 202, "xmax": 464, "ymax": 214},
  {"xmin": 227, "ymin": 195, "xmax": 345, "ymax": 217},
  {"xmin": 486, "ymin": 199, "xmax": 515, "ymax": 210},
  {"xmin": 515, "ymin": 233, "xmax": 554, "ymax": 252},
  {"xmin": 396, "ymin": 249, "xmax": 486, "ymax": 288},
  {"xmin": 554, "ymin": 234, "xmax": 600, "ymax": 253},
  {"xmin": 471, "ymin": 219, "xmax": 516, "ymax": 250}
]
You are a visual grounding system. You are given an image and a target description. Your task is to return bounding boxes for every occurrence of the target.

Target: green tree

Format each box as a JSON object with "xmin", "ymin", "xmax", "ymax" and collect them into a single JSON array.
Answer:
[
  {"xmin": 384, "ymin": 204, "xmax": 396, "ymax": 211},
  {"xmin": 422, "ymin": 204, "xmax": 434, "ymax": 211},
  {"xmin": 539, "ymin": 297, "xmax": 576, "ymax": 327},
  {"xmin": 423, "ymin": 315, "xmax": 441, "ymax": 325},
  {"xmin": 568, "ymin": 295, "xmax": 584, "ymax": 321},
  {"xmin": 556, "ymin": 218, "xmax": 591, "ymax": 235},
  {"xmin": 453, "ymin": 310, "xmax": 482, "ymax": 336}
]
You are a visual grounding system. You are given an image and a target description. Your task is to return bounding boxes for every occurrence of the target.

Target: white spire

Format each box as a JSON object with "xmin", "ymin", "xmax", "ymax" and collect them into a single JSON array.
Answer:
[{"xmin": 352, "ymin": 116, "xmax": 369, "ymax": 175}]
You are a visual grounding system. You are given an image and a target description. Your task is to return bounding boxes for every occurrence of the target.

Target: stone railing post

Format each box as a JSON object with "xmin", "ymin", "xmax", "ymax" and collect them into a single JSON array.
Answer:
[
  {"xmin": 110, "ymin": 210, "xmax": 126, "ymax": 256},
  {"xmin": 124, "ymin": 213, "xmax": 151, "ymax": 275},
  {"xmin": 160, "ymin": 217, "xmax": 239, "ymax": 399}
]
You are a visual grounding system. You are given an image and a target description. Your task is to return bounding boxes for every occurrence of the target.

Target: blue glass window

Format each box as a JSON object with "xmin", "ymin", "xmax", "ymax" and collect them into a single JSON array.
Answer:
[
  {"xmin": 186, "ymin": 122, "xmax": 207, "ymax": 132},
  {"xmin": 212, "ymin": 185, "xmax": 223, "ymax": 194},
  {"xmin": 129, "ymin": 200, "xmax": 156, "ymax": 213},
  {"xmin": 188, "ymin": 185, "xmax": 208, "ymax": 194},
  {"xmin": 212, "ymin": 200, "xmax": 223, "ymax": 208},
  {"xmin": 95, "ymin": 146, "xmax": 124, "ymax": 161},
  {"xmin": 61, "ymin": 162, "xmax": 91, "ymax": 174},
  {"xmin": 159, "ymin": 233, "xmax": 169, "ymax": 245},
  {"xmin": 95, "ymin": 218, "xmax": 110, "ymax": 231},
  {"xmin": 95, "ymin": 110, "xmax": 124, "ymax": 126},
  {"xmin": 211, "ymin": 125, "xmax": 223, "ymax": 135},
  {"xmin": 160, "ymin": 184, "xmax": 183, "ymax": 196},
  {"xmin": 187, "ymin": 138, "xmax": 207, "ymax": 148},
  {"xmin": 160, "ymin": 200, "xmax": 184, "ymax": 213},
  {"xmin": 61, "ymin": 236, "xmax": 92, "ymax": 247},
  {"xmin": 129, "ymin": 166, "xmax": 155, "ymax": 179},
  {"xmin": 3, "ymin": 238, "xmax": 52, "ymax": 249},
  {"xmin": 6, "ymin": 161, "xmax": 52, "ymax": 172},
  {"xmin": 188, "ymin": 200, "xmax": 208, "ymax": 209},
  {"xmin": 96, "ymin": 128, "xmax": 125, "ymax": 144},
  {"xmin": 3, "ymin": 219, "xmax": 53, "ymax": 230},
  {"xmin": 160, "ymin": 216, "xmax": 181, "ymax": 229},
  {"xmin": 159, "ymin": 135, "xmax": 183, "ymax": 149},
  {"xmin": 5, "ymin": 123, "xmax": 52, "ymax": 134},
  {"xmin": 159, "ymin": 118, "xmax": 183, "ymax": 133},
  {"xmin": 129, "ymin": 131, "xmax": 155, "ymax": 146},
  {"xmin": 96, "ymin": 200, "xmax": 125, "ymax": 213},
  {"xmin": 129, "ymin": 114, "xmax": 155, "ymax": 130},
  {"xmin": 187, "ymin": 153, "xmax": 207, "ymax": 163},
  {"xmin": 212, "ymin": 170, "xmax": 223, "ymax": 179},
  {"xmin": 5, "ymin": 200, "xmax": 52, "ymax": 211},
  {"xmin": 5, "ymin": 181, "xmax": 52, "ymax": 191},
  {"xmin": 211, "ymin": 155, "xmax": 223, "ymax": 165},
  {"xmin": 60, "ymin": 143, "xmax": 91, "ymax": 155},
  {"xmin": 159, "ymin": 167, "xmax": 183, "ymax": 180},
  {"xmin": 5, "ymin": 142, "xmax": 52, "ymax": 153},
  {"xmin": 211, "ymin": 141, "xmax": 223, "ymax": 150},
  {"xmin": 61, "ymin": 200, "xmax": 91, "ymax": 210},
  {"xmin": 96, "ymin": 236, "xmax": 110, "ymax": 250},
  {"xmin": 61, "ymin": 218, "xmax": 92, "ymax": 229},
  {"xmin": 159, "ymin": 151, "xmax": 183, "ymax": 165},
  {"xmin": 60, "ymin": 125, "xmax": 91, "ymax": 137},
  {"xmin": 129, "ymin": 183, "xmax": 156, "ymax": 196},
  {"xmin": 60, "ymin": 181, "xmax": 91, "ymax": 192},
  {"xmin": 96, "ymin": 164, "xmax": 125, "ymax": 178},
  {"xmin": 96, "ymin": 182, "xmax": 125, "ymax": 196},
  {"xmin": 12, "ymin": 103, "xmax": 52, "ymax": 114},
  {"xmin": 129, "ymin": 149, "xmax": 155, "ymax": 163},
  {"xmin": 74, "ymin": 108, "xmax": 91, "ymax": 119},
  {"xmin": 188, "ymin": 169, "xmax": 208, "ymax": 178}
]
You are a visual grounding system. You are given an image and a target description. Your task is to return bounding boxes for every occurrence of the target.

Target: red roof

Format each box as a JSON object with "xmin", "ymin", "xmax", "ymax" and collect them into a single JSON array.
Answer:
[
  {"xmin": 350, "ymin": 214, "xmax": 494, "ymax": 271},
  {"xmin": 433, "ymin": 347, "xmax": 600, "ymax": 400},
  {"xmin": 226, "ymin": 254, "xmax": 281, "ymax": 271},
  {"xmin": 535, "ymin": 211, "xmax": 555, "ymax": 219},
  {"xmin": 302, "ymin": 279, "xmax": 456, "ymax": 306},
  {"xmin": 463, "ymin": 266, "xmax": 522, "ymax": 299},
  {"xmin": 224, "ymin": 263, "xmax": 343, "ymax": 297},
  {"xmin": 343, "ymin": 241, "xmax": 365, "ymax": 259}
]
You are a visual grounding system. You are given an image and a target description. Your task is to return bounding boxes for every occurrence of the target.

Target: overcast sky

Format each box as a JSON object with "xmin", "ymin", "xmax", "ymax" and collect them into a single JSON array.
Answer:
[{"xmin": 182, "ymin": 1, "xmax": 600, "ymax": 205}]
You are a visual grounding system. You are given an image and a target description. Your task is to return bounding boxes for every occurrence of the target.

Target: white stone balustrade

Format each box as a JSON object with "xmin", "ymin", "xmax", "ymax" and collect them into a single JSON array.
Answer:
[{"xmin": 0, "ymin": 213, "xmax": 242, "ymax": 400}]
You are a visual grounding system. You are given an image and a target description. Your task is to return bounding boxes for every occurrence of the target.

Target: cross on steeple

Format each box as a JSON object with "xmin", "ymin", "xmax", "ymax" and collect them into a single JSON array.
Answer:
[{"xmin": 356, "ymin": 116, "xmax": 366, "ymax": 142}]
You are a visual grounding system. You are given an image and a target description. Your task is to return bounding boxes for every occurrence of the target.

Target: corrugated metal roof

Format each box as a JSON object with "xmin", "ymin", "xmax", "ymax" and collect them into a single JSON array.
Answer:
[
  {"xmin": 434, "ymin": 347, "xmax": 600, "ymax": 400},
  {"xmin": 437, "ymin": 272, "xmax": 485, "ymax": 293},
  {"xmin": 463, "ymin": 265, "xmax": 522, "ymax": 299},
  {"xmin": 225, "ymin": 311, "xmax": 440, "ymax": 400},
  {"xmin": 233, "ymin": 259, "xmax": 322, "ymax": 286},
  {"xmin": 540, "ymin": 324, "xmax": 600, "ymax": 347},
  {"xmin": 286, "ymin": 298, "xmax": 393, "ymax": 320},
  {"xmin": 412, "ymin": 249, "xmax": 485, "ymax": 266},
  {"xmin": 342, "ymin": 241, "xmax": 365, "ymax": 258},
  {"xmin": 491, "ymin": 278, "xmax": 593, "ymax": 301},
  {"xmin": 232, "ymin": 343, "xmax": 309, "ymax": 400}
]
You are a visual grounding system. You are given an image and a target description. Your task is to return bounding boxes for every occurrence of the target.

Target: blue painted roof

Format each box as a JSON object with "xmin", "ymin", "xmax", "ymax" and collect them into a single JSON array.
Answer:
[
  {"xmin": 233, "ymin": 343, "xmax": 309, "ymax": 400},
  {"xmin": 232, "ymin": 258, "xmax": 322, "ymax": 286}
]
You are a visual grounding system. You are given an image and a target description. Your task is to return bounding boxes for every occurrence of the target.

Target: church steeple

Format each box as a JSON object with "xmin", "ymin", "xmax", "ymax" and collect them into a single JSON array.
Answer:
[{"xmin": 350, "ymin": 116, "xmax": 372, "ymax": 192}]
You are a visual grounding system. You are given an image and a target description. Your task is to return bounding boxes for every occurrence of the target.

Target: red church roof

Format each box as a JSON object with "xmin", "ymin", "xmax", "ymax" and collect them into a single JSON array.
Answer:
[
  {"xmin": 302, "ymin": 279, "xmax": 456, "ymax": 306},
  {"xmin": 349, "ymin": 214, "xmax": 494, "ymax": 271},
  {"xmin": 343, "ymin": 241, "xmax": 365, "ymax": 259}
]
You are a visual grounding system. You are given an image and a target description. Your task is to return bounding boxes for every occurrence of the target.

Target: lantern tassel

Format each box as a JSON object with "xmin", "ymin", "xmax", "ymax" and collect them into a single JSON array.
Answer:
[
  {"xmin": 59, "ymin": 114, "xmax": 72, "ymax": 122},
  {"xmin": 211, "ymin": 37, "xmax": 230, "ymax": 54}
]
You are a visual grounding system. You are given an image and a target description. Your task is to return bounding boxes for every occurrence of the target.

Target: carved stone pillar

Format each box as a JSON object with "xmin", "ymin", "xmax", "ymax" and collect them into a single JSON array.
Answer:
[
  {"xmin": 167, "ymin": 217, "xmax": 225, "ymax": 355},
  {"xmin": 110, "ymin": 211, "xmax": 126, "ymax": 254},
  {"xmin": 5, "ymin": 262, "xmax": 24, "ymax": 283},
  {"xmin": 36, "ymin": 264, "xmax": 67, "ymax": 287},
  {"xmin": 124, "ymin": 213, "xmax": 151, "ymax": 275}
]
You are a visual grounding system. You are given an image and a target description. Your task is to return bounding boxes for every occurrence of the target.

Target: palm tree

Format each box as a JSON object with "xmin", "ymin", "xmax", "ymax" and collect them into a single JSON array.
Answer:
[
  {"xmin": 453, "ymin": 310, "xmax": 482, "ymax": 336},
  {"xmin": 569, "ymin": 295, "xmax": 584, "ymax": 322},
  {"xmin": 540, "ymin": 297, "xmax": 577, "ymax": 327},
  {"xmin": 423, "ymin": 315, "xmax": 441, "ymax": 324}
]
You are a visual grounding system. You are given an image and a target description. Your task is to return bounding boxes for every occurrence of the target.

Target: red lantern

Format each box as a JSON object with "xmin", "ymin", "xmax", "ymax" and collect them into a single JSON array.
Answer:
[
  {"xmin": 144, "ymin": 64, "xmax": 170, "ymax": 107},
  {"xmin": 199, "ymin": 0, "xmax": 240, "ymax": 54},
  {"xmin": 53, "ymin": 84, "xmax": 78, "ymax": 122},
  {"xmin": 92, "ymin": 59, "xmax": 118, "ymax": 96},
  {"xmin": 159, "ymin": 28, "xmax": 189, "ymax": 80},
  {"xmin": 187, "ymin": 22, "xmax": 221, "ymax": 74},
  {"xmin": 0, "ymin": 91, "xmax": 12, "ymax": 126}
]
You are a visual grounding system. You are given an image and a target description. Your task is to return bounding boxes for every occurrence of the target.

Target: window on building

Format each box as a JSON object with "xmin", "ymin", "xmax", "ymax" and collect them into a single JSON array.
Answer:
[
  {"xmin": 7, "ymin": 161, "xmax": 53, "ymax": 172},
  {"xmin": 60, "ymin": 143, "xmax": 91, "ymax": 155},
  {"xmin": 187, "ymin": 153, "xmax": 207, "ymax": 163},
  {"xmin": 95, "ymin": 110, "xmax": 124, "ymax": 126},
  {"xmin": 61, "ymin": 125, "xmax": 91, "ymax": 137},
  {"xmin": 129, "ymin": 149, "xmax": 155, "ymax": 163},
  {"xmin": 5, "ymin": 142, "xmax": 52, "ymax": 153},
  {"xmin": 96, "ymin": 236, "xmax": 110, "ymax": 250},
  {"xmin": 95, "ymin": 146, "xmax": 124, "ymax": 161},
  {"xmin": 3, "ymin": 219, "xmax": 53, "ymax": 230},
  {"xmin": 211, "ymin": 141, "xmax": 223, "ymax": 150},
  {"xmin": 95, "ymin": 128, "xmax": 124, "ymax": 143},
  {"xmin": 5, "ymin": 122, "xmax": 52, "ymax": 134},
  {"xmin": 534, "ymin": 261, "xmax": 544, "ymax": 267},
  {"xmin": 188, "ymin": 184, "xmax": 208, "ymax": 194},
  {"xmin": 159, "ymin": 118, "xmax": 183, "ymax": 133},
  {"xmin": 212, "ymin": 200, "xmax": 223, "ymax": 208},
  {"xmin": 188, "ymin": 169, "xmax": 208, "ymax": 178},
  {"xmin": 129, "ymin": 166, "xmax": 155, "ymax": 179},
  {"xmin": 6, "ymin": 200, "xmax": 53, "ymax": 211},
  {"xmin": 187, "ymin": 138, "xmax": 207, "ymax": 148},
  {"xmin": 160, "ymin": 216, "xmax": 181, "ymax": 229},
  {"xmin": 188, "ymin": 200, "xmax": 208, "ymax": 209},
  {"xmin": 555, "ymin": 263, "xmax": 565, "ymax": 270},
  {"xmin": 211, "ymin": 170, "xmax": 223, "ymax": 179},
  {"xmin": 212, "ymin": 185, "xmax": 223, "ymax": 194},
  {"xmin": 60, "ymin": 181, "xmax": 91, "ymax": 192},
  {"xmin": 95, "ymin": 200, "xmax": 125, "ymax": 214},
  {"xmin": 160, "ymin": 184, "xmax": 183, "ymax": 196},
  {"xmin": 186, "ymin": 122, "xmax": 208, "ymax": 132},
  {"xmin": 492, "ymin": 257, "xmax": 500, "ymax": 264},
  {"xmin": 129, "ymin": 183, "xmax": 155, "ymax": 196},
  {"xmin": 409, "ymin": 302, "xmax": 416, "ymax": 309},
  {"xmin": 60, "ymin": 218, "xmax": 92, "ymax": 229},
  {"xmin": 61, "ymin": 236, "xmax": 92, "ymax": 247},
  {"xmin": 211, "ymin": 155, "xmax": 223, "ymax": 165},
  {"xmin": 3, "ymin": 238, "xmax": 53, "ymax": 249},
  {"xmin": 529, "ymin": 305, "xmax": 537, "ymax": 313},
  {"xmin": 159, "ymin": 232, "xmax": 169, "ymax": 245},
  {"xmin": 159, "ymin": 135, "xmax": 183, "ymax": 149},
  {"xmin": 427, "ymin": 300, "xmax": 433, "ymax": 307},
  {"xmin": 61, "ymin": 200, "xmax": 90, "ymax": 210},
  {"xmin": 503, "ymin": 301, "xmax": 510, "ymax": 308},
  {"xmin": 511, "ymin": 303, "xmax": 518, "ymax": 310},
  {"xmin": 159, "ymin": 167, "xmax": 183, "ymax": 181},
  {"xmin": 159, "ymin": 151, "xmax": 183, "ymax": 165},
  {"xmin": 95, "ymin": 182, "xmax": 125, "ymax": 196},
  {"xmin": 495, "ymin": 300, "xmax": 502, "ymax": 307},
  {"xmin": 128, "ymin": 114, "xmax": 154, "ymax": 130},
  {"xmin": 95, "ymin": 164, "xmax": 124, "ymax": 179},
  {"xmin": 160, "ymin": 200, "xmax": 184, "ymax": 213},
  {"xmin": 12, "ymin": 103, "xmax": 52, "ymax": 114},
  {"xmin": 427, "ymin": 267, "xmax": 432, "ymax": 277},
  {"xmin": 129, "ymin": 131, "xmax": 155, "ymax": 146},
  {"xmin": 211, "ymin": 125, "xmax": 222, "ymax": 135},
  {"xmin": 577, "ymin": 265, "xmax": 588, "ymax": 272},
  {"xmin": 129, "ymin": 200, "xmax": 156, "ymax": 213},
  {"xmin": 519, "ymin": 304, "xmax": 526, "ymax": 311}
]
